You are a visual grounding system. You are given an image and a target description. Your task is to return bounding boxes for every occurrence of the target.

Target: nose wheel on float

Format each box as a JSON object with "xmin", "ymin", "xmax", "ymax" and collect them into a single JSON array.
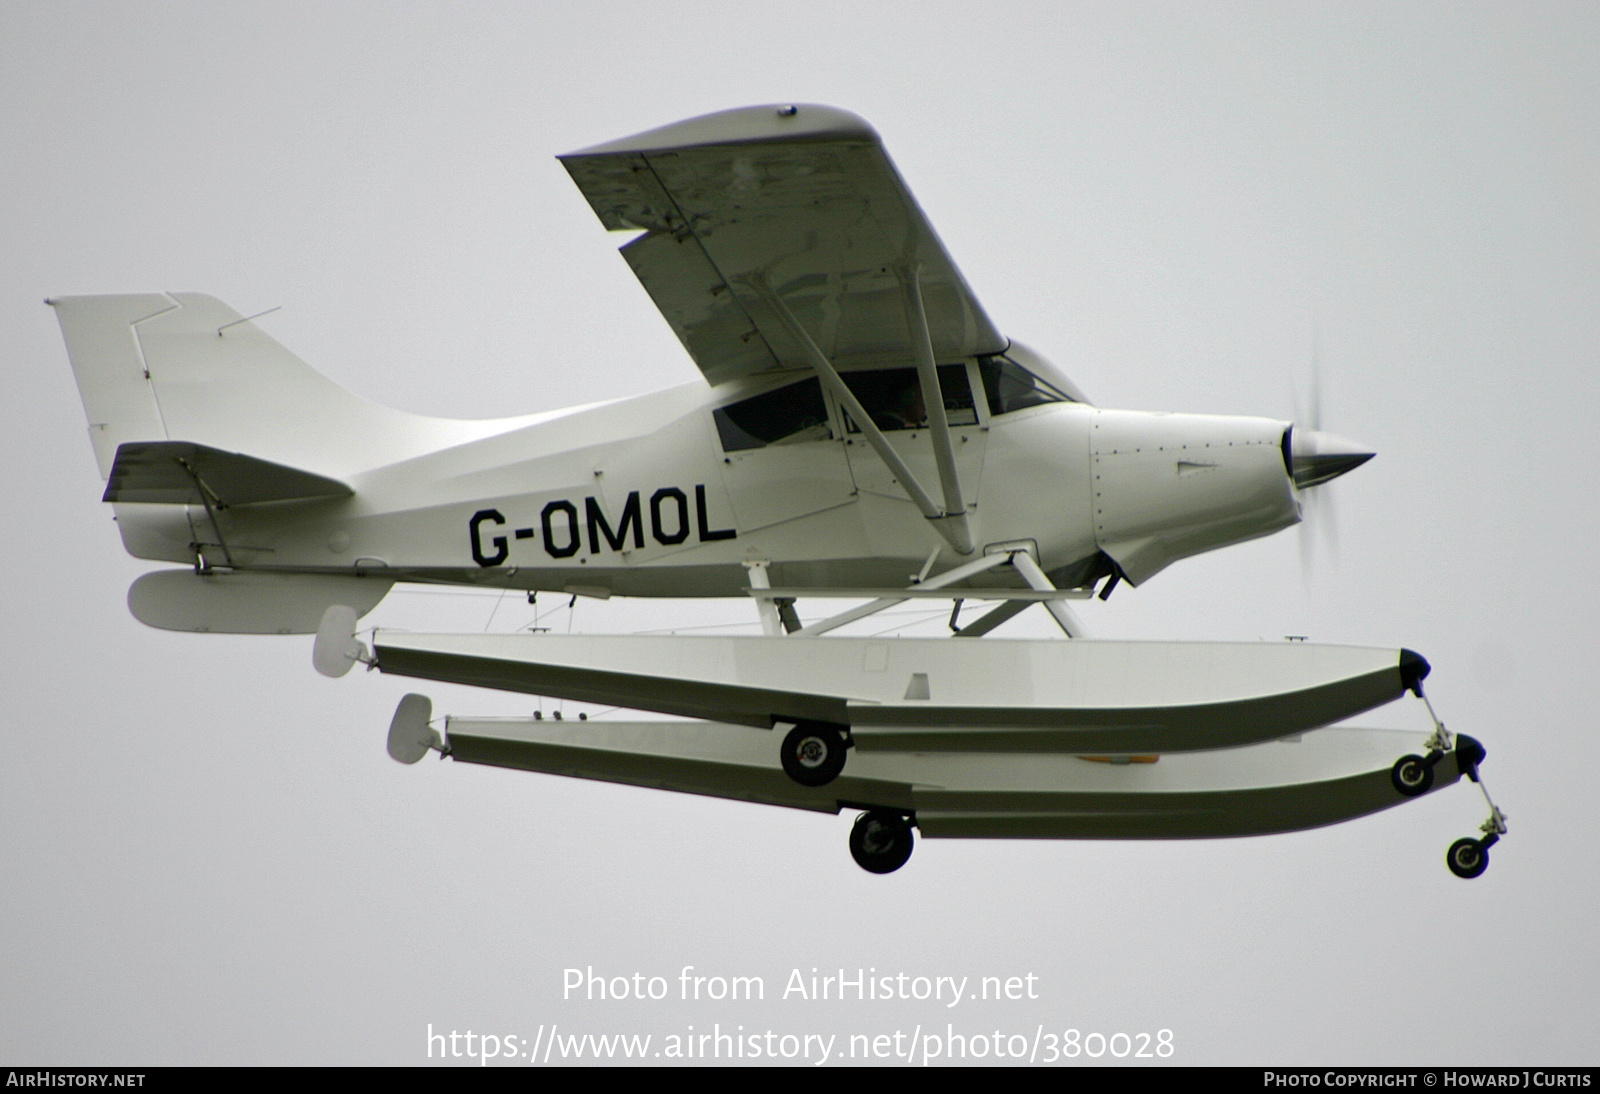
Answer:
[{"xmin": 1386, "ymin": 689, "xmax": 1508, "ymax": 879}]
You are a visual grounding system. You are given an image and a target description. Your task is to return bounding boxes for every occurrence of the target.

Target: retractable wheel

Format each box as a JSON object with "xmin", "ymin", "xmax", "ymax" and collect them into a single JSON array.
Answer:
[
  {"xmin": 849, "ymin": 810, "xmax": 915, "ymax": 874},
  {"xmin": 780, "ymin": 722, "xmax": 848, "ymax": 787},
  {"xmin": 1446, "ymin": 837, "xmax": 1489, "ymax": 879},
  {"xmin": 1391, "ymin": 754, "xmax": 1434, "ymax": 797}
]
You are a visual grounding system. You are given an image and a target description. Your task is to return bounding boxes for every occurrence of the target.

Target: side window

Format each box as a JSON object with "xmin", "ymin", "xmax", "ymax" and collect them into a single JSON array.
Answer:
[
  {"xmin": 714, "ymin": 377, "xmax": 832, "ymax": 452},
  {"xmin": 840, "ymin": 365, "xmax": 977, "ymax": 432},
  {"xmin": 978, "ymin": 355, "xmax": 1075, "ymax": 416}
]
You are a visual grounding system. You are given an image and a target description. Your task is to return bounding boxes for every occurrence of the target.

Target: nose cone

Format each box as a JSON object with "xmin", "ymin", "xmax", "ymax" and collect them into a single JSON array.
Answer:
[{"xmin": 1288, "ymin": 428, "xmax": 1374, "ymax": 489}]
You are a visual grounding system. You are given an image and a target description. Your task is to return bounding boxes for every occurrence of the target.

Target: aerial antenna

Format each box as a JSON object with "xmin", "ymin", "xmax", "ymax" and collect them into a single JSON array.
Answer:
[{"xmin": 216, "ymin": 305, "xmax": 281, "ymax": 336}]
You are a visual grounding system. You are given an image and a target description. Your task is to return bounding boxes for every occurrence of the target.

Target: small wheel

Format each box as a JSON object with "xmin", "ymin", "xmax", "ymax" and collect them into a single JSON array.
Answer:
[
  {"xmin": 780, "ymin": 722, "xmax": 847, "ymax": 787},
  {"xmin": 1447, "ymin": 837, "xmax": 1489, "ymax": 879},
  {"xmin": 849, "ymin": 810, "xmax": 914, "ymax": 874},
  {"xmin": 1391, "ymin": 754, "xmax": 1434, "ymax": 797}
]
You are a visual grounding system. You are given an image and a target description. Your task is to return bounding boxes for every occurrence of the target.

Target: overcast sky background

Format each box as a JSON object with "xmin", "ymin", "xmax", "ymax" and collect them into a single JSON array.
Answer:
[{"xmin": 3, "ymin": 1, "xmax": 1597, "ymax": 1066}]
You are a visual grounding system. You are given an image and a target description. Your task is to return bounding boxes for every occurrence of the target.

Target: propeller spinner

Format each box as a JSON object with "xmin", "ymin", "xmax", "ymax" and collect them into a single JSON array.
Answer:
[{"xmin": 1288, "ymin": 427, "xmax": 1375, "ymax": 489}]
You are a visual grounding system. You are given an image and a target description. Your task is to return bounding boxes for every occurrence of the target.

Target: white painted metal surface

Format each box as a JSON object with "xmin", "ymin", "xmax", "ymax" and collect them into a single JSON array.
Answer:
[{"xmin": 51, "ymin": 289, "xmax": 1332, "ymax": 607}]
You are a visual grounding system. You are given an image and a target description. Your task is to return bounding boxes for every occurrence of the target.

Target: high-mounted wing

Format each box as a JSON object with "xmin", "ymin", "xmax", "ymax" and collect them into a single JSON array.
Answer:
[{"xmin": 561, "ymin": 104, "xmax": 1006, "ymax": 387}]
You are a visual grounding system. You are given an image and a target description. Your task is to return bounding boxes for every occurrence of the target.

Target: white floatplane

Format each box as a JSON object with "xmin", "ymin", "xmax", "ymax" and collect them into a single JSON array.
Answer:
[{"xmin": 53, "ymin": 104, "xmax": 1505, "ymax": 875}]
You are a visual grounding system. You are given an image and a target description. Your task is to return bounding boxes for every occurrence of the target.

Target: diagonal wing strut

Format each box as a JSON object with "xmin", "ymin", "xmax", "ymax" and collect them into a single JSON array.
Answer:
[
  {"xmin": 899, "ymin": 261, "xmax": 967, "ymax": 537},
  {"xmin": 749, "ymin": 274, "xmax": 975, "ymax": 556}
]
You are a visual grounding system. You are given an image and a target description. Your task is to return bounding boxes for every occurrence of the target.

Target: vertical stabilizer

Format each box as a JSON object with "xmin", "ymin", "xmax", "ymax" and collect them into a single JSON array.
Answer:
[
  {"xmin": 51, "ymin": 294, "xmax": 178, "ymax": 479},
  {"xmin": 50, "ymin": 293, "xmax": 525, "ymax": 483}
]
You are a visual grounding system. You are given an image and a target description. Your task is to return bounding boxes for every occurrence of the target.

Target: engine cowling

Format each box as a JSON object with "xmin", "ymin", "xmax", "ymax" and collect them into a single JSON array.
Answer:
[{"xmin": 1090, "ymin": 410, "xmax": 1300, "ymax": 585}]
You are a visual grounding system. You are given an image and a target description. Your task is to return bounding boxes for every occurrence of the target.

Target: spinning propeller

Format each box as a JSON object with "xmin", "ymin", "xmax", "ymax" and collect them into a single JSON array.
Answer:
[{"xmin": 1289, "ymin": 342, "xmax": 1374, "ymax": 578}]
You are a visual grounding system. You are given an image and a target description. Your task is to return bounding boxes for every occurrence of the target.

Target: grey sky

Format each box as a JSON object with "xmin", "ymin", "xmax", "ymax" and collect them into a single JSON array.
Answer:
[{"xmin": 3, "ymin": 1, "xmax": 1596, "ymax": 1065}]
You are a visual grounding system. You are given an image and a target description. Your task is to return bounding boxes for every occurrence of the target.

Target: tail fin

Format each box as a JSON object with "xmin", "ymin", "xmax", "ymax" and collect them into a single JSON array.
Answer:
[
  {"xmin": 50, "ymin": 293, "xmax": 509, "ymax": 482},
  {"xmin": 53, "ymin": 294, "xmax": 176, "ymax": 480}
]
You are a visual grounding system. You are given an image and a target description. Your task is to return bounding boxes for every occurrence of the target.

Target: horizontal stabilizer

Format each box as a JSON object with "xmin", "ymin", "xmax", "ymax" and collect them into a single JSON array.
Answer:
[
  {"xmin": 104, "ymin": 441, "xmax": 352, "ymax": 507},
  {"xmin": 129, "ymin": 569, "xmax": 392, "ymax": 633},
  {"xmin": 442, "ymin": 719, "xmax": 1460, "ymax": 839},
  {"xmin": 373, "ymin": 634, "xmax": 1421, "ymax": 753}
]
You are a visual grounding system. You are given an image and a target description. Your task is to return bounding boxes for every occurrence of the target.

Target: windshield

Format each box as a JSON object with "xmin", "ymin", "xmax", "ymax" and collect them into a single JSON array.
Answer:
[{"xmin": 978, "ymin": 355, "xmax": 1075, "ymax": 415}]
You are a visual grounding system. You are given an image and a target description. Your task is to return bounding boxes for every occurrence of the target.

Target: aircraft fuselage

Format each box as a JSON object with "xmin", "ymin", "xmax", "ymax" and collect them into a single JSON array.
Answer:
[{"xmin": 110, "ymin": 359, "xmax": 1301, "ymax": 598}]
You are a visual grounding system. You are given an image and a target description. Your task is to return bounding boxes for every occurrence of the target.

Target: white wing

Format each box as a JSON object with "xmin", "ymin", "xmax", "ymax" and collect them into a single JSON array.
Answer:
[{"xmin": 561, "ymin": 104, "xmax": 1006, "ymax": 386}]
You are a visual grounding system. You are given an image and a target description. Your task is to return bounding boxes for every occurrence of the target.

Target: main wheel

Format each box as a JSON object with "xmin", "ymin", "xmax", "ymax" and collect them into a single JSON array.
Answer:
[
  {"xmin": 1391, "ymin": 754, "xmax": 1434, "ymax": 797},
  {"xmin": 1447, "ymin": 837, "xmax": 1489, "ymax": 879},
  {"xmin": 780, "ymin": 722, "xmax": 848, "ymax": 787},
  {"xmin": 849, "ymin": 810, "xmax": 914, "ymax": 874}
]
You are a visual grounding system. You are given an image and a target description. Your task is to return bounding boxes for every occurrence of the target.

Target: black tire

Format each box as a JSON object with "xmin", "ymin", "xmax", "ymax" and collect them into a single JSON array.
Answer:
[
  {"xmin": 1391, "ymin": 754, "xmax": 1434, "ymax": 797},
  {"xmin": 1447, "ymin": 837, "xmax": 1489, "ymax": 879},
  {"xmin": 780, "ymin": 722, "xmax": 847, "ymax": 787},
  {"xmin": 849, "ymin": 810, "xmax": 914, "ymax": 874}
]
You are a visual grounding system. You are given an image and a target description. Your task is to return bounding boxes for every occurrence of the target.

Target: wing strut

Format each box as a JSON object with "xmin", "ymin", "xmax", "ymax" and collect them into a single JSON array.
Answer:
[
  {"xmin": 952, "ymin": 599, "xmax": 1031, "ymax": 638},
  {"xmin": 899, "ymin": 262, "xmax": 967, "ymax": 534},
  {"xmin": 748, "ymin": 275, "xmax": 976, "ymax": 555},
  {"xmin": 1011, "ymin": 551, "xmax": 1087, "ymax": 638},
  {"xmin": 795, "ymin": 550, "xmax": 1017, "ymax": 636},
  {"xmin": 744, "ymin": 559, "xmax": 783, "ymax": 637}
]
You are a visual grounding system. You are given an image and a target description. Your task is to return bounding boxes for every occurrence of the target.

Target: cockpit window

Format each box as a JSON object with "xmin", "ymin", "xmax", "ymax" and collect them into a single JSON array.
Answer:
[
  {"xmin": 840, "ymin": 365, "xmax": 977, "ymax": 433},
  {"xmin": 714, "ymin": 377, "xmax": 832, "ymax": 452},
  {"xmin": 978, "ymin": 355, "xmax": 1075, "ymax": 415}
]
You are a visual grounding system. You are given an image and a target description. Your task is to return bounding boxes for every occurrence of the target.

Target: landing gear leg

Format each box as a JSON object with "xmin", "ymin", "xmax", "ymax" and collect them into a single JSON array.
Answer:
[
  {"xmin": 849, "ymin": 810, "xmax": 915, "ymax": 874},
  {"xmin": 1447, "ymin": 732, "xmax": 1507, "ymax": 880},
  {"xmin": 1447, "ymin": 801, "xmax": 1506, "ymax": 879},
  {"xmin": 1390, "ymin": 689, "xmax": 1460, "ymax": 797},
  {"xmin": 1399, "ymin": 690, "xmax": 1509, "ymax": 878}
]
